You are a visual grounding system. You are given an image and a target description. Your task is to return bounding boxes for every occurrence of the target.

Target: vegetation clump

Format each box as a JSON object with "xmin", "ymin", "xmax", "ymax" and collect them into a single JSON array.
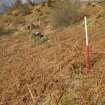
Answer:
[
  {"xmin": 49, "ymin": 0, "xmax": 84, "ymax": 28},
  {"xmin": 0, "ymin": 26, "xmax": 16, "ymax": 36}
]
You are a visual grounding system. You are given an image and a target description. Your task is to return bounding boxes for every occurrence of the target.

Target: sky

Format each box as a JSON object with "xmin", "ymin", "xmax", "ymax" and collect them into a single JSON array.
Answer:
[
  {"xmin": 0, "ymin": 0, "xmax": 47, "ymax": 13},
  {"xmin": 0, "ymin": 0, "xmax": 95, "ymax": 13},
  {"xmin": 0, "ymin": 0, "xmax": 47, "ymax": 5},
  {"xmin": 0, "ymin": 0, "xmax": 47, "ymax": 7}
]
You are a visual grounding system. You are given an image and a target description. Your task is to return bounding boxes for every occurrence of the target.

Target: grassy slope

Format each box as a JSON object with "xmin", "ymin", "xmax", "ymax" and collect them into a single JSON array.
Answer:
[{"xmin": 0, "ymin": 4, "xmax": 105, "ymax": 105}]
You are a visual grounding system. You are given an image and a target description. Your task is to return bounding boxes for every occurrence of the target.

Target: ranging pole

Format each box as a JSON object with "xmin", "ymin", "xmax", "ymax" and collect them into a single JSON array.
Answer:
[{"xmin": 84, "ymin": 16, "xmax": 90, "ymax": 69}]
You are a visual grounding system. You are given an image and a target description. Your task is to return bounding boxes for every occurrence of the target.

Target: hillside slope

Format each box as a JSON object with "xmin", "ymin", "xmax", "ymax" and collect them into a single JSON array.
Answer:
[{"xmin": 0, "ymin": 4, "xmax": 105, "ymax": 105}]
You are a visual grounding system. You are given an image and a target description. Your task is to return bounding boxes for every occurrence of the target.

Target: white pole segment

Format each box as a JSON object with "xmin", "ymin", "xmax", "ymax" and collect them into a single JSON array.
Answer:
[{"xmin": 84, "ymin": 16, "xmax": 89, "ymax": 46}]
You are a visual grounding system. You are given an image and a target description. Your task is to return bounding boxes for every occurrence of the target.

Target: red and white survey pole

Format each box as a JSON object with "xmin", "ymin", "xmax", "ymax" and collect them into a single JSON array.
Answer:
[{"xmin": 84, "ymin": 16, "xmax": 90, "ymax": 69}]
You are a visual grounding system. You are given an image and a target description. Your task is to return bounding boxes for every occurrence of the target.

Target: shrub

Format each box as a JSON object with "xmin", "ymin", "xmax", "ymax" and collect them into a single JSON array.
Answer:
[
  {"xmin": 14, "ymin": 2, "xmax": 31, "ymax": 16},
  {"xmin": 61, "ymin": 95, "xmax": 75, "ymax": 105},
  {"xmin": 0, "ymin": 26, "xmax": 16, "ymax": 36},
  {"xmin": 49, "ymin": 0, "xmax": 84, "ymax": 28},
  {"xmin": 31, "ymin": 35, "xmax": 49, "ymax": 46},
  {"xmin": 30, "ymin": 30, "xmax": 49, "ymax": 46},
  {"xmin": 19, "ymin": 4, "xmax": 31, "ymax": 16}
]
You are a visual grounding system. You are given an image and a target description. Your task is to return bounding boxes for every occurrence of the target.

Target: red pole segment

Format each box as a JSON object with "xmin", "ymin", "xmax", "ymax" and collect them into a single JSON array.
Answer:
[{"xmin": 86, "ymin": 46, "xmax": 90, "ymax": 69}]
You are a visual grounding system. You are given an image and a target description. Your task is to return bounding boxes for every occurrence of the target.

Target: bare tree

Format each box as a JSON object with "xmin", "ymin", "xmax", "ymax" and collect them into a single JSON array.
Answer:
[
  {"xmin": 15, "ymin": 0, "xmax": 21, "ymax": 5},
  {"xmin": 27, "ymin": 0, "xmax": 34, "ymax": 4},
  {"xmin": 47, "ymin": 0, "xmax": 52, "ymax": 7}
]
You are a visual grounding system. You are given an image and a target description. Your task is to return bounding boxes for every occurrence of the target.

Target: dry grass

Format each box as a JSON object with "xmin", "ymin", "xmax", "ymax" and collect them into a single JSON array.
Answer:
[{"xmin": 1, "ymin": 3, "xmax": 105, "ymax": 105}]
